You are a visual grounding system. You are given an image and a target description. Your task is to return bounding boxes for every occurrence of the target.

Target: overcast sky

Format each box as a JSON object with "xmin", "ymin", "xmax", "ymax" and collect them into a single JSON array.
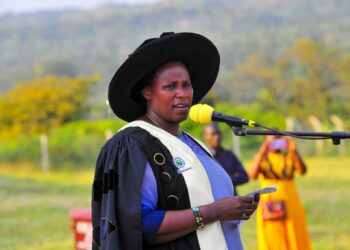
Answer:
[{"xmin": 0, "ymin": 0, "xmax": 159, "ymax": 14}]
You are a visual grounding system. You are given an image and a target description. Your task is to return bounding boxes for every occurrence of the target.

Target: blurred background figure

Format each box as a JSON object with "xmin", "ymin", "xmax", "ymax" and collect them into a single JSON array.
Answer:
[
  {"xmin": 203, "ymin": 123, "xmax": 248, "ymax": 194},
  {"xmin": 249, "ymin": 135, "xmax": 312, "ymax": 250}
]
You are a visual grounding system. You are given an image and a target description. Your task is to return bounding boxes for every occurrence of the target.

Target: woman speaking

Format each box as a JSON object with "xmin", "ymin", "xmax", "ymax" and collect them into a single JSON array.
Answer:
[{"xmin": 92, "ymin": 32, "xmax": 259, "ymax": 250}]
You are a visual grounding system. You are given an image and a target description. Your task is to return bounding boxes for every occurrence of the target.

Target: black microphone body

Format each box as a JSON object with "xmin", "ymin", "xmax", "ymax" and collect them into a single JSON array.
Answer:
[{"xmin": 212, "ymin": 111, "xmax": 254, "ymax": 127}]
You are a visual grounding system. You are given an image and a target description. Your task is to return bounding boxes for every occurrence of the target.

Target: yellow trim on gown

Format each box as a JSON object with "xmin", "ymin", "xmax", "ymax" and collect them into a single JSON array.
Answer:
[{"xmin": 256, "ymin": 152, "xmax": 312, "ymax": 250}]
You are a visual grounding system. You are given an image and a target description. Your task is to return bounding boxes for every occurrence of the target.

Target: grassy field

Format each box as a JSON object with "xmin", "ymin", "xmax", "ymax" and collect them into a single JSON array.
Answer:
[
  {"xmin": 1, "ymin": 157, "xmax": 350, "ymax": 250},
  {"xmin": 0, "ymin": 165, "xmax": 93, "ymax": 250}
]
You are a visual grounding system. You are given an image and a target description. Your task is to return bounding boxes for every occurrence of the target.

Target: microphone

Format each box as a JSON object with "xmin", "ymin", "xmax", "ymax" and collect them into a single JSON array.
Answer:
[{"xmin": 189, "ymin": 104, "xmax": 258, "ymax": 127}]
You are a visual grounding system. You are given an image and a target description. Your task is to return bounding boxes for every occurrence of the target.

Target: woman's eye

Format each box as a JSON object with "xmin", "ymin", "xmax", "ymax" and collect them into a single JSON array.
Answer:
[
  {"xmin": 164, "ymin": 82, "xmax": 191, "ymax": 90},
  {"xmin": 183, "ymin": 82, "xmax": 192, "ymax": 89},
  {"xmin": 165, "ymin": 84, "xmax": 177, "ymax": 89}
]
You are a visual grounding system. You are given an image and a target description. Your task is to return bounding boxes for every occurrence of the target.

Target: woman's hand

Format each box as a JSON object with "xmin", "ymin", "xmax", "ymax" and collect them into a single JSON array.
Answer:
[
  {"xmin": 287, "ymin": 137, "xmax": 297, "ymax": 153},
  {"xmin": 151, "ymin": 194, "xmax": 260, "ymax": 244},
  {"xmin": 202, "ymin": 195, "xmax": 259, "ymax": 222},
  {"xmin": 261, "ymin": 136, "xmax": 274, "ymax": 154}
]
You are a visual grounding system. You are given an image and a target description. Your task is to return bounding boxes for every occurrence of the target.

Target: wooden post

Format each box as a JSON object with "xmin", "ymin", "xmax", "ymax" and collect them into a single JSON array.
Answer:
[
  {"xmin": 308, "ymin": 115, "xmax": 324, "ymax": 155},
  {"xmin": 106, "ymin": 99, "xmax": 112, "ymax": 118},
  {"xmin": 285, "ymin": 117, "xmax": 308, "ymax": 154},
  {"xmin": 232, "ymin": 132, "xmax": 241, "ymax": 158},
  {"xmin": 39, "ymin": 133, "xmax": 49, "ymax": 173},
  {"xmin": 330, "ymin": 115, "xmax": 346, "ymax": 155},
  {"xmin": 285, "ymin": 117, "xmax": 296, "ymax": 131},
  {"xmin": 105, "ymin": 128, "xmax": 113, "ymax": 141}
]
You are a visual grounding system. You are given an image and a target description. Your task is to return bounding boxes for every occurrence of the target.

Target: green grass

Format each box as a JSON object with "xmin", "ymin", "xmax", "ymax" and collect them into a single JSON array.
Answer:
[
  {"xmin": 0, "ymin": 170, "xmax": 92, "ymax": 250},
  {"xmin": 1, "ymin": 157, "xmax": 350, "ymax": 249}
]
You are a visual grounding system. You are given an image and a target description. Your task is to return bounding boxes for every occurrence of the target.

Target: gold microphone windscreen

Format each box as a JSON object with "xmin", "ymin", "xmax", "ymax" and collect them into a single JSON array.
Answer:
[{"xmin": 189, "ymin": 104, "xmax": 214, "ymax": 124}]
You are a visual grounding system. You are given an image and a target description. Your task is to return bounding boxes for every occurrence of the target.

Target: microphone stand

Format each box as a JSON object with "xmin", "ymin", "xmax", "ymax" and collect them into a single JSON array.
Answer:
[{"xmin": 232, "ymin": 126, "xmax": 350, "ymax": 145}]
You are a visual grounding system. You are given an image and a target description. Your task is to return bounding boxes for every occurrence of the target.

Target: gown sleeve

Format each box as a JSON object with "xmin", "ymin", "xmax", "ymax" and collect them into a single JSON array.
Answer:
[
  {"xmin": 141, "ymin": 163, "xmax": 166, "ymax": 241},
  {"xmin": 92, "ymin": 132, "xmax": 150, "ymax": 250}
]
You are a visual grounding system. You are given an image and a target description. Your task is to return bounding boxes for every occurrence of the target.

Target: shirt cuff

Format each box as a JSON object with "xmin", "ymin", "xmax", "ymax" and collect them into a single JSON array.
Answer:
[{"xmin": 141, "ymin": 209, "xmax": 166, "ymax": 241}]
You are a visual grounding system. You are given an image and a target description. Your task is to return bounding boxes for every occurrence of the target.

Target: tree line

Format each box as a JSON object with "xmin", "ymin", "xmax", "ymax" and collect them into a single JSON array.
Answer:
[{"xmin": 1, "ymin": 39, "xmax": 349, "ymax": 140}]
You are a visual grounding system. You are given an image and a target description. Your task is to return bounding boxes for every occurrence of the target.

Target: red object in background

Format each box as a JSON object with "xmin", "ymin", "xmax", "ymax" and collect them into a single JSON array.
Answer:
[{"xmin": 69, "ymin": 209, "xmax": 92, "ymax": 250}]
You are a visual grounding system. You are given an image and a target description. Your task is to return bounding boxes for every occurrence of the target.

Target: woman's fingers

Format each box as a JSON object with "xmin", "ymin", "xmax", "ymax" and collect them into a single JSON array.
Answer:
[
  {"xmin": 239, "ymin": 196, "xmax": 254, "ymax": 203},
  {"xmin": 239, "ymin": 202, "xmax": 255, "ymax": 210},
  {"xmin": 243, "ymin": 208, "xmax": 255, "ymax": 216},
  {"xmin": 214, "ymin": 195, "xmax": 260, "ymax": 221},
  {"xmin": 240, "ymin": 206, "xmax": 258, "ymax": 220},
  {"xmin": 253, "ymin": 193, "xmax": 261, "ymax": 203},
  {"xmin": 241, "ymin": 213, "xmax": 251, "ymax": 220}
]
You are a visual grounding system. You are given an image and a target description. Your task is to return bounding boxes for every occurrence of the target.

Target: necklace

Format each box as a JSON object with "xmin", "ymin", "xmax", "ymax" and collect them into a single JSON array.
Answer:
[
  {"xmin": 146, "ymin": 115, "xmax": 161, "ymax": 128},
  {"xmin": 146, "ymin": 115, "xmax": 183, "ymax": 137}
]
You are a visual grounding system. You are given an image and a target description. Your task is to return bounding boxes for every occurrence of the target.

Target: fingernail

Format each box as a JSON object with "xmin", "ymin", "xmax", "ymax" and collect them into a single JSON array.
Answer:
[{"xmin": 254, "ymin": 193, "xmax": 260, "ymax": 202}]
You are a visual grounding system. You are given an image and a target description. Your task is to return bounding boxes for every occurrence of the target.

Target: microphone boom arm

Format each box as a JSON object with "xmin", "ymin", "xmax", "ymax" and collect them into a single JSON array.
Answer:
[
  {"xmin": 232, "ymin": 127, "xmax": 350, "ymax": 145},
  {"xmin": 188, "ymin": 103, "xmax": 350, "ymax": 145}
]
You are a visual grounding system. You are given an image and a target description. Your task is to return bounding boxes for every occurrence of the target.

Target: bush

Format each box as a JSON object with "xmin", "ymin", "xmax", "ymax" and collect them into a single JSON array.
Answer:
[
  {"xmin": 0, "ymin": 119, "xmax": 126, "ymax": 170},
  {"xmin": 0, "ymin": 104, "xmax": 348, "ymax": 171},
  {"xmin": 0, "ymin": 136, "xmax": 40, "ymax": 163}
]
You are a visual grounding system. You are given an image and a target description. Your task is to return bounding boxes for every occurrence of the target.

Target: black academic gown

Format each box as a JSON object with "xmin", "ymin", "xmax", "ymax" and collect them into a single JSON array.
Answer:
[{"xmin": 92, "ymin": 127, "xmax": 201, "ymax": 250}]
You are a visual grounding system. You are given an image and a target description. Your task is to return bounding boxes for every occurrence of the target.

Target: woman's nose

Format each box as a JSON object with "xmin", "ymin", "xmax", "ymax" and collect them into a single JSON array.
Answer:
[
  {"xmin": 176, "ymin": 88, "xmax": 186, "ymax": 98},
  {"xmin": 175, "ymin": 85, "xmax": 192, "ymax": 98}
]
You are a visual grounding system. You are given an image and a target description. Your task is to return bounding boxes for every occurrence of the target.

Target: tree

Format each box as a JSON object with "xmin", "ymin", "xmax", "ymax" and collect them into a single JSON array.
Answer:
[
  {"xmin": 0, "ymin": 75, "xmax": 99, "ymax": 138},
  {"xmin": 231, "ymin": 39, "xmax": 350, "ymax": 122}
]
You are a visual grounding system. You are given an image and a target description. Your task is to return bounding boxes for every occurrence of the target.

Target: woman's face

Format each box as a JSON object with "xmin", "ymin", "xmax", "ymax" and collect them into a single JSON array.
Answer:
[{"xmin": 143, "ymin": 61, "xmax": 193, "ymax": 124}]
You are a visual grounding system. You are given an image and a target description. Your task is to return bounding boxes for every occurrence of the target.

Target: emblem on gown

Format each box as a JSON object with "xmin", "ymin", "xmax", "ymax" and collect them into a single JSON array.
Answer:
[{"xmin": 173, "ymin": 157, "xmax": 192, "ymax": 173}]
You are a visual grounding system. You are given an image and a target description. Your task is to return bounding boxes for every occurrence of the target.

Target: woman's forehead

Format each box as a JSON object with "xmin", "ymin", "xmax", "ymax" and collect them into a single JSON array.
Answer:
[
  {"xmin": 154, "ymin": 61, "xmax": 190, "ymax": 81},
  {"xmin": 153, "ymin": 62, "xmax": 191, "ymax": 83}
]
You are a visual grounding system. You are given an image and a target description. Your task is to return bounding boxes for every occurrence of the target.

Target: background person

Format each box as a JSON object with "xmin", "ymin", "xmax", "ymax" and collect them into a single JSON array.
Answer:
[
  {"xmin": 92, "ymin": 32, "xmax": 259, "ymax": 250},
  {"xmin": 203, "ymin": 123, "xmax": 249, "ymax": 194},
  {"xmin": 249, "ymin": 135, "xmax": 312, "ymax": 250}
]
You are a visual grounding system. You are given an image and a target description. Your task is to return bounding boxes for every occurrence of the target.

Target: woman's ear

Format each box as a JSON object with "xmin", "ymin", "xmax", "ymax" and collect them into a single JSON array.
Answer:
[{"xmin": 142, "ymin": 87, "xmax": 151, "ymax": 101}]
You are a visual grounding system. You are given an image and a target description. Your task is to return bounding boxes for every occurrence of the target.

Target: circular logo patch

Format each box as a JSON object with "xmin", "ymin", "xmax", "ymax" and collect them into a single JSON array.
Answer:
[{"xmin": 173, "ymin": 157, "xmax": 185, "ymax": 168}]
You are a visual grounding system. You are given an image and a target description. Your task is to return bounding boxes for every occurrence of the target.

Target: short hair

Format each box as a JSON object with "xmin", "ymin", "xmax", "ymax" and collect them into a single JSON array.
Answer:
[
  {"xmin": 204, "ymin": 122, "xmax": 221, "ymax": 134},
  {"xmin": 130, "ymin": 68, "xmax": 157, "ymax": 103}
]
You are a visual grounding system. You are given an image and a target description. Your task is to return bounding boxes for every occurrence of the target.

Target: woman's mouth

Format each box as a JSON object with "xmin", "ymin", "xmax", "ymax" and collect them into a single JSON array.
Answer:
[{"xmin": 173, "ymin": 103, "xmax": 190, "ymax": 112}]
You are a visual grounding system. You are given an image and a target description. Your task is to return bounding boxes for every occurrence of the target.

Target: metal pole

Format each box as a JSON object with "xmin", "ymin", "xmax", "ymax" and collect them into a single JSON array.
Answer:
[{"xmin": 232, "ymin": 128, "xmax": 350, "ymax": 145}]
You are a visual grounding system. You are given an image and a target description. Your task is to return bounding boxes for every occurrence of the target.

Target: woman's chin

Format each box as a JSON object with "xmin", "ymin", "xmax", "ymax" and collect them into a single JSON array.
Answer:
[{"xmin": 170, "ymin": 113, "xmax": 189, "ymax": 124}]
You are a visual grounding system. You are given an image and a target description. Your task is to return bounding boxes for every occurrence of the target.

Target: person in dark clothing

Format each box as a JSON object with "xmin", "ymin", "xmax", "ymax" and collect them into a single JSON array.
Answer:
[
  {"xmin": 203, "ymin": 123, "xmax": 249, "ymax": 194},
  {"xmin": 92, "ymin": 32, "xmax": 259, "ymax": 250}
]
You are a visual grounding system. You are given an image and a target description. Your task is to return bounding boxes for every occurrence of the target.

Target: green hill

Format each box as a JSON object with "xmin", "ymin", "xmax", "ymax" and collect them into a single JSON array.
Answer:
[{"xmin": 1, "ymin": 0, "xmax": 350, "ymax": 102}]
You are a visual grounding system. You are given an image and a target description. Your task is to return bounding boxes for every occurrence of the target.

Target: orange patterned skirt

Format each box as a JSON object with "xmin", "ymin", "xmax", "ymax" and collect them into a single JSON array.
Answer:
[{"xmin": 256, "ymin": 179, "xmax": 312, "ymax": 250}]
